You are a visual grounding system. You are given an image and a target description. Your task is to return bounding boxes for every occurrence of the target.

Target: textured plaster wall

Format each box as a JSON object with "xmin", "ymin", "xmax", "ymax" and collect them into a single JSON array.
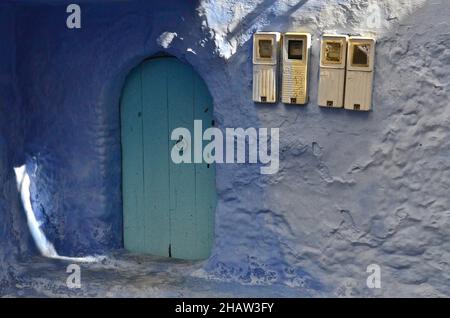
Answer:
[
  {"xmin": 0, "ymin": 3, "xmax": 16, "ymax": 284},
  {"xmin": 0, "ymin": 3, "xmax": 34, "ymax": 286},
  {"xmin": 0, "ymin": 0, "xmax": 449, "ymax": 296}
]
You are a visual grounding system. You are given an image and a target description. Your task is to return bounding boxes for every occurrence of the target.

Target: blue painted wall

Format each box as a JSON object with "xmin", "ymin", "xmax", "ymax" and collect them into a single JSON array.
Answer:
[
  {"xmin": 0, "ymin": 2, "xmax": 35, "ymax": 286},
  {"xmin": 5, "ymin": 0, "xmax": 294, "ymax": 286},
  {"xmin": 14, "ymin": 0, "xmax": 206, "ymax": 256},
  {"xmin": 1, "ymin": 0, "xmax": 450, "ymax": 296}
]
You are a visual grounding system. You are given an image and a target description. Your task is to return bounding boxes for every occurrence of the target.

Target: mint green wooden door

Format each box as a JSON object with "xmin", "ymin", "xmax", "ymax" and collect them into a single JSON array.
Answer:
[{"xmin": 121, "ymin": 57, "xmax": 216, "ymax": 260}]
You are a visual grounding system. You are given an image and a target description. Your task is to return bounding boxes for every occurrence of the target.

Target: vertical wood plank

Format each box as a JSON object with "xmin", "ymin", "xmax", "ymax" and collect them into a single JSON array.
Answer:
[
  {"xmin": 141, "ymin": 58, "xmax": 171, "ymax": 257},
  {"xmin": 167, "ymin": 58, "xmax": 197, "ymax": 260},
  {"xmin": 121, "ymin": 66, "xmax": 145, "ymax": 253}
]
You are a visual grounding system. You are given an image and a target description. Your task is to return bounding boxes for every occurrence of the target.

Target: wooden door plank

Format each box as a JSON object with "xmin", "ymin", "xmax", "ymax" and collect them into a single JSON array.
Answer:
[
  {"xmin": 141, "ymin": 58, "xmax": 171, "ymax": 257},
  {"xmin": 121, "ymin": 66, "xmax": 146, "ymax": 253},
  {"xmin": 167, "ymin": 58, "xmax": 197, "ymax": 260}
]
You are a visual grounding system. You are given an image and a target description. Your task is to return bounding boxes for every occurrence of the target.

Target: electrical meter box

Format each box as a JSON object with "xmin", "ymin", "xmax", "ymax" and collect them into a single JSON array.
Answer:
[
  {"xmin": 252, "ymin": 32, "xmax": 281, "ymax": 103},
  {"xmin": 344, "ymin": 36, "xmax": 376, "ymax": 111},
  {"xmin": 318, "ymin": 34, "xmax": 348, "ymax": 108},
  {"xmin": 281, "ymin": 32, "xmax": 311, "ymax": 104}
]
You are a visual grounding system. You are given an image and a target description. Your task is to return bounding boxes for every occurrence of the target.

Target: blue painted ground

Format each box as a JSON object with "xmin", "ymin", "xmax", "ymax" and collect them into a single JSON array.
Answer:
[{"xmin": 2, "ymin": 252, "xmax": 318, "ymax": 297}]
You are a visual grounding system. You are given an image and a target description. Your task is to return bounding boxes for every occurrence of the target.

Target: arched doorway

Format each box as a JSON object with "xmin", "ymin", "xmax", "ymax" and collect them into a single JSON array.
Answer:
[{"xmin": 120, "ymin": 57, "xmax": 216, "ymax": 260}]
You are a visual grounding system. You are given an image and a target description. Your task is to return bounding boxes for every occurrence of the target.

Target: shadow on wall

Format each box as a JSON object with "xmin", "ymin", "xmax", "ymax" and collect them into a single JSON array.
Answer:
[
  {"xmin": 0, "ymin": 2, "xmax": 36, "ymax": 284},
  {"xmin": 12, "ymin": 0, "xmax": 226, "ymax": 258}
]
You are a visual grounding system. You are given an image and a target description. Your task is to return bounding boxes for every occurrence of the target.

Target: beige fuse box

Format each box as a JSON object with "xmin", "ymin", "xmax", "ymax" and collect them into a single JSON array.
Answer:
[
  {"xmin": 344, "ymin": 36, "xmax": 376, "ymax": 111},
  {"xmin": 252, "ymin": 32, "xmax": 281, "ymax": 103},
  {"xmin": 318, "ymin": 34, "xmax": 348, "ymax": 108},
  {"xmin": 281, "ymin": 32, "xmax": 311, "ymax": 105}
]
